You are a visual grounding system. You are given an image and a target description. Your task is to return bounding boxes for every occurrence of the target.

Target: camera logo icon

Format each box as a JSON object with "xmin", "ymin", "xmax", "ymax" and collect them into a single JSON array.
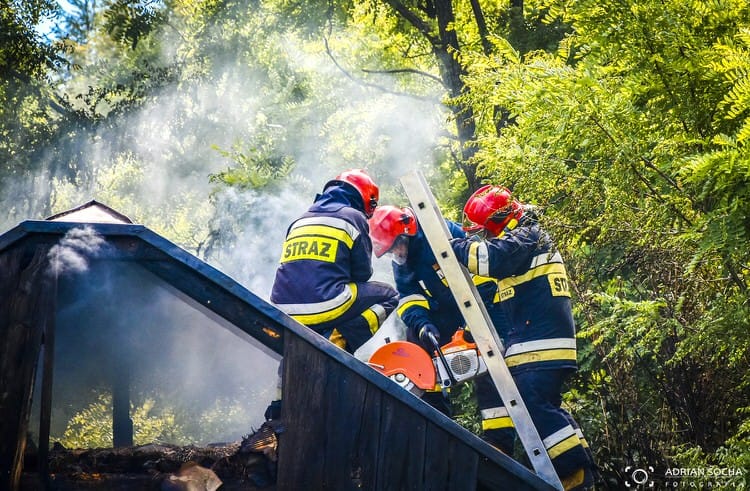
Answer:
[{"xmin": 625, "ymin": 466, "xmax": 655, "ymax": 487}]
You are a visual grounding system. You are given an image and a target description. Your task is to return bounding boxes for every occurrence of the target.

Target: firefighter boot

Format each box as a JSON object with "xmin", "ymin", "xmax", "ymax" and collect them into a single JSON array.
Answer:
[{"xmin": 561, "ymin": 466, "xmax": 595, "ymax": 491}]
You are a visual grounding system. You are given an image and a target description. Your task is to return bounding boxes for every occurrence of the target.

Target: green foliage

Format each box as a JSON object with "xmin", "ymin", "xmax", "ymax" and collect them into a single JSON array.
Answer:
[
  {"xmin": 3, "ymin": 1, "xmax": 750, "ymax": 485},
  {"xmin": 459, "ymin": 0, "xmax": 750, "ymax": 485},
  {"xmin": 104, "ymin": 0, "xmax": 166, "ymax": 49},
  {"xmin": 208, "ymin": 116, "xmax": 295, "ymax": 191},
  {"xmin": 57, "ymin": 392, "xmax": 190, "ymax": 448},
  {"xmin": 0, "ymin": 0, "xmax": 65, "ymax": 77},
  {"xmin": 452, "ymin": 382, "xmax": 481, "ymax": 435}
]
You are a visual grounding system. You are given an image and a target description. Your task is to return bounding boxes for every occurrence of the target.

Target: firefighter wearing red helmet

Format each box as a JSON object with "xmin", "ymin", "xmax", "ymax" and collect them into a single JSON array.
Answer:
[
  {"xmin": 461, "ymin": 184, "xmax": 524, "ymax": 239},
  {"xmin": 369, "ymin": 205, "xmax": 500, "ymax": 418},
  {"xmin": 271, "ymin": 169, "xmax": 398, "ymax": 353},
  {"xmin": 452, "ymin": 185, "xmax": 596, "ymax": 491}
]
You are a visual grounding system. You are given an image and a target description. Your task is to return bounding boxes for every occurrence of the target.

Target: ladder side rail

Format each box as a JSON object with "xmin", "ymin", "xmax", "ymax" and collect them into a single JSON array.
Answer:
[{"xmin": 400, "ymin": 171, "xmax": 564, "ymax": 491}]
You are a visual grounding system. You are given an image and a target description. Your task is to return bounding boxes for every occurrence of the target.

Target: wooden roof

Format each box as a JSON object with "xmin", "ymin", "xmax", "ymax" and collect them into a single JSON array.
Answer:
[
  {"xmin": 0, "ymin": 210, "xmax": 554, "ymax": 490},
  {"xmin": 45, "ymin": 200, "xmax": 134, "ymax": 224}
]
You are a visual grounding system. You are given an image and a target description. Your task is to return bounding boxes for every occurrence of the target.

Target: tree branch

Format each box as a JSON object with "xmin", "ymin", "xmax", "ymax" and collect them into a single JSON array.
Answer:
[
  {"xmin": 322, "ymin": 35, "xmax": 439, "ymax": 103},
  {"xmin": 360, "ymin": 67, "xmax": 445, "ymax": 86},
  {"xmin": 469, "ymin": 0, "xmax": 492, "ymax": 56},
  {"xmin": 380, "ymin": 0, "xmax": 440, "ymax": 45}
]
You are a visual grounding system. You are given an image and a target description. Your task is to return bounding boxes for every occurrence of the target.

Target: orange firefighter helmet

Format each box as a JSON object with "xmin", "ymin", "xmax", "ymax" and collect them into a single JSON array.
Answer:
[{"xmin": 368, "ymin": 205, "xmax": 418, "ymax": 257}]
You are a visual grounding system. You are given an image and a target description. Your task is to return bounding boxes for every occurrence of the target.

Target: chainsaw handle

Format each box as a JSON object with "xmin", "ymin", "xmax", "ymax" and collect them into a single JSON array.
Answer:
[{"xmin": 428, "ymin": 333, "xmax": 458, "ymax": 388}]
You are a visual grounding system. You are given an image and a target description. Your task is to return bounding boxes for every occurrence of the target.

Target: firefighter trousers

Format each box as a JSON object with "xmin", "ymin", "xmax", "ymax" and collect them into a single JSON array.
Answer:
[
  {"xmin": 316, "ymin": 280, "xmax": 398, "ymax": 353},
  {"xmin": 477, "ymin": 369, "xmax": 594, "ymax": 482}
]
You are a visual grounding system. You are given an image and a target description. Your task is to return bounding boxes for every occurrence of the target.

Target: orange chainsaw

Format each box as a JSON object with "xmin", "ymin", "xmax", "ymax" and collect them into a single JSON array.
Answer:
[{"xmin": 367, "ymin": 329, "xmax": 487, "ymax": 396}]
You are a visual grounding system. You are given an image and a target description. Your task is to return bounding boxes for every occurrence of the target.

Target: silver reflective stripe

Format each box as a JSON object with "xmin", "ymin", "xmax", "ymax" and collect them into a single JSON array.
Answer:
[
  {"xmin": 275, "ymin": 285, "xmax": 354, "ymax": 315},
  {"xmin": 476, "ymin": 241, "xmax": 490, "ymax": 276},
  {"xmin": 291, "ymin": 216, "xmax": 360, "ymax": 241},
  {"xmin": 397, "ymin": 294, "xmax": 428, "ymax": 307},
  {"xmin": 543, "ymin": 425, "xmax": 576, "ymax": 449},
  {"xmin": 575, "ymin": 428, "xmax": 585, "ymax": 439},
  {"xmin": 371, "ymin": 303, "xmax": 387, "ymax": 324},
  {"xmin": 481, "ymin": 406, "xmax": 510, "ymax": 420},
  {"xmin": 529, "ymin": 251, "xmax": 563, "ymax": 269},
  {"xmin": 504, "ymin": 338, "xmax": 577, "ymax": 357}
]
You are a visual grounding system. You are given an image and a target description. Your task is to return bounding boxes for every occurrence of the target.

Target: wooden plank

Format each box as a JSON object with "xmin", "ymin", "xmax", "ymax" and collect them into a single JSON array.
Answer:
[
  {"xmin": 423, "ymin": 423, "xmax": 478, "ymax": 491},
  {"xmin": 0, "ymin": 245, "xmax": 54, "ymax": 490},
  {"xmin": 322, "ymin": 356, "xmax": 383, "ymax": 490},
  {"xmin": 477, "ymin": 455, "xmax": 552, "ymax": 491},
  {"xmin": 353, "ymin": 383, "xmax": 383, "ymax": 488},
  {"xmin": 375, "ymin": 395, "xmax": 426, "ymax": 490},
  {"xmin": 37, "ymin": 274, "xmax": 57, "ymax": 485},
  {"xmin": 276, "ymin": 334, "xmax": 330, "ymax": 488}
]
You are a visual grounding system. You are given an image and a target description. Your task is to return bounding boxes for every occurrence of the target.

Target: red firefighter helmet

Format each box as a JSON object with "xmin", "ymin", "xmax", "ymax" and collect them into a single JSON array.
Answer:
[
  {"xmin": 368, "ymin": 206, "xmax": 418, "ymax": 257},
  {"xmin": 325, "ymin": 169, "xmax": 379, "ymax": 217},
  {"xmin": 463, "ymin": 184, "xmax": 524, "ymax": 237}
]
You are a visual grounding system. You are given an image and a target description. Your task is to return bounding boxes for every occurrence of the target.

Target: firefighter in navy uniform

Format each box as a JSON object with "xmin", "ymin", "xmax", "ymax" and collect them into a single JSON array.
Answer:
[
  {"xmin": 368, "ymin": 205, "xmax": 506, "ymax": 432},
  {"xmin": 450, "ymin": 185, "xmax": 596, "ymax": 491},
  {"xmin": 271, "ymin": 169, "xmax": 398, "ymax": 354}
]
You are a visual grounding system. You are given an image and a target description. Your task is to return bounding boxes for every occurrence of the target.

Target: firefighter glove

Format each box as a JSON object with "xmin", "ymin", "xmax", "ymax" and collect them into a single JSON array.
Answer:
[{"xmin": 419, "ymin": 324, "xmax": 440, "ymax": 345}]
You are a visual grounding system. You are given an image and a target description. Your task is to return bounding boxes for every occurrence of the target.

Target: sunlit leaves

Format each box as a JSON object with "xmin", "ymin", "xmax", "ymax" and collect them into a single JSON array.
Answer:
[
  {"xmin": 103, "ymin": 0, "xmax": 166, "ymax": 49},
  {"xmin": 58, "ymin": 392, "xmax": 189, "ymax": 448},
  {"xmin": 459, "ymin": 0, "xmax": 750, "ymax": 479}
]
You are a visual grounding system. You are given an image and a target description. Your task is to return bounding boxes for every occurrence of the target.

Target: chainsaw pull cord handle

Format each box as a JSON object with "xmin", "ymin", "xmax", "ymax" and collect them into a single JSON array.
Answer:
[{"xmin": 428, "ymin": 332, "xmax": 458, "ymax": 389}]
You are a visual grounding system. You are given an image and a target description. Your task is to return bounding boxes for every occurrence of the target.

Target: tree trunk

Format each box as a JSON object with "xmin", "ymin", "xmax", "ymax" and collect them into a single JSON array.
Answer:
[
  {"xmin": 432, "ymin": 0, "xmax": 479, "ymax": 190},
  {"xmin": 0, "ymin": 245, "xmax": 54, "ymax": 491}
]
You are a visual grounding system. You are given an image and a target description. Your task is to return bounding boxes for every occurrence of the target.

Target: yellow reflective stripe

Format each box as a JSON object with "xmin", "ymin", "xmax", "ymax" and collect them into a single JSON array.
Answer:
[
  {"xmin": 482, "ymin": 417, "xmax": 515, "ymax": 430},
  {"xmin": 472, "ymin": 274, "xmax": 494, "ymax": 286},
  {"xmin": 328, "ymin": 328, "xmax": 347, "ymax": 350},
  {"xmin": 426, "ymin": 384, "xmax": 447, "ymax": 393},
  {"xmin": 290, "ymin": 284, "xmax": 358, "ymax": 325},
  {"xmin": 547, "ymin": 434, "xmax": 581, "ymax": 459},
  {"xmin": 362, "ymin": 308, "xmax": 380, "ymax": 334},
  {"xmin": 287, "ymin": 224, "xmax": 355, "ymax": 248},
  {"xmin": 497, "ymin": 263, "xmax": 567, "ymax": 290},
  {"xmin": 467, "ymin": 241, "xmax": 480, "ymax": 274},
  {"xmin": 505, "ymin": 348, "xmax": 577, "ymax": 367},
  {"xmin": 397, "ymin": 296, "xmax": 430, "ymax": 317},
  {"xmin": 575, "ymin": 429, "xmax": 590, "ymax": 448}
]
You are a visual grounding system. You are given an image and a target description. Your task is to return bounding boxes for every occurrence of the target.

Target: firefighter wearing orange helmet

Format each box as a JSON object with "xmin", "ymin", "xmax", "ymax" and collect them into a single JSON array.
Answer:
[
  {"xmin": 369, "ymin": 205, "xmax": 500, "ymax": 418},
  {"xmin": 271, "ymin": 169, "xmax": 398, "ymax": 353},
  {"xmin": 451, "ymin": 185, "xmax": 596, "ymax": 491}
]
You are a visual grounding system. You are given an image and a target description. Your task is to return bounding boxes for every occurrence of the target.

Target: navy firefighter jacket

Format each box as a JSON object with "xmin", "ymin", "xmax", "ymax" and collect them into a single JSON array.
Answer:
[
  {"xmin": 270, "ymin": 184, "xmax": 373, "ymax": 326},
  {"xmin": 395, "ymin": 221, "xmax": 496, "ymax": 344},
  {"xmin": 451, "ymin": 217, "xmax": 577, "ymax": 374}
]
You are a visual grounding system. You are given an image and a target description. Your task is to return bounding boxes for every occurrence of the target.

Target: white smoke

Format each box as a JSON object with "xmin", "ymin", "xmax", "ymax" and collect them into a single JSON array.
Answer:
[
  {"xmin": 13, "ymin": 5, "xmax": 450, "ymax": 447},
  {"xmin": 47, "ymin": 226, "xmax": 106, "ymax": 275}
]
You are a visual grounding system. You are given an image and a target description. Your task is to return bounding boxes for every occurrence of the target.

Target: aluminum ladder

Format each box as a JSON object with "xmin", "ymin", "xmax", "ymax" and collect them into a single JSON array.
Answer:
[{"xmin": 400, "ymin": 170, "xmax": 564, "ymax": 491}]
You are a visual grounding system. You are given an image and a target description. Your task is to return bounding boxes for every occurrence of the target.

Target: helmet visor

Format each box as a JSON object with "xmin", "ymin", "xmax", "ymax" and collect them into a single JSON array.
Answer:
[
  {"xmin": 385, "ymin": 235, "xmax": 410, "ymax": 264},
  {"xmin": 462, "ymin": 213, "xmax": 486, "ymax": 237}
]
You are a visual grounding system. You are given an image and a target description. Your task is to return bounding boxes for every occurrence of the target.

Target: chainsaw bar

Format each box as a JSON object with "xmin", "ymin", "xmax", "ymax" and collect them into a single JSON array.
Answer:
[{"xmin": 400, "ymin": 171, "xmax": 564, "ymax": 491}]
